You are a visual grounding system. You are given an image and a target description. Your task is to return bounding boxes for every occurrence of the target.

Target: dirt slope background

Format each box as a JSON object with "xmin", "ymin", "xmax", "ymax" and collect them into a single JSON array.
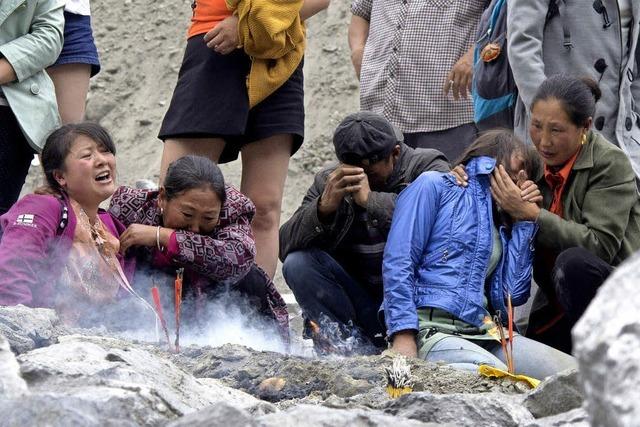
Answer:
[{"xmin": 25, "ymin": 0, "xmax": 359, "ymax": 303}]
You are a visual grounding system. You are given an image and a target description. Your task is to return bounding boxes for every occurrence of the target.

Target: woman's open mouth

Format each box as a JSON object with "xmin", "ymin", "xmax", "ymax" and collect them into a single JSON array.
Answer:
[{"xmin": 95, "ymin": 171, "xmax": 112, "ymax": 183}]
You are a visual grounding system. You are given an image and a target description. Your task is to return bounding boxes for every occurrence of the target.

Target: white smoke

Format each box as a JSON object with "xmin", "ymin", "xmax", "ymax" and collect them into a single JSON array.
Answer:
[
  {"xmin": 179, "ymin": 291, "xmax": 288, "ymax": 353},
  {"xmin": 109, "ymin": 286, "xmax": 292, "ymax": 355}
]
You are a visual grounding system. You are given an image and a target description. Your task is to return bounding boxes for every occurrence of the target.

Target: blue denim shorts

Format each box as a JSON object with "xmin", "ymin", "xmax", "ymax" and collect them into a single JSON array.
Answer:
[{"xmin": 52, "ymin": 11, "xmax": 101, "ymax": 77}]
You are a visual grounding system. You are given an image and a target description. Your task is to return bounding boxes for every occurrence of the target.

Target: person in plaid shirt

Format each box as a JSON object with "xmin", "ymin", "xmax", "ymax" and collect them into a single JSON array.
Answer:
[{"xmin": 349, "ymin": 0, "xmax": 488, "ymax": 162}]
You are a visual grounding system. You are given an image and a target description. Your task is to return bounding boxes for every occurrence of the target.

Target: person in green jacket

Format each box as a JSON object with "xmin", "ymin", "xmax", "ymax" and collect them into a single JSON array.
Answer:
[
  {"xmin": 524, "ymin": 75, "xmax": 640, "ymax": 354},
  {"xmin": 453, "ymin": 75, "xmax": 640, "ymax": 354},
  {"xmin": 0, "ymin": 0, "xmax": 64, "ymax": 215}
]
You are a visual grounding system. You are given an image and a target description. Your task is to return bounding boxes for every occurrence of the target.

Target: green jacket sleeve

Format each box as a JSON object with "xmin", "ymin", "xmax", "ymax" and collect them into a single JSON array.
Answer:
[
  {"xmin": 536, "ymin": 148, "xmax": 637, "ymax": 264},
  {"xmin": 0, "ymin": 0, "xmax": 64, "ymax": 82}
]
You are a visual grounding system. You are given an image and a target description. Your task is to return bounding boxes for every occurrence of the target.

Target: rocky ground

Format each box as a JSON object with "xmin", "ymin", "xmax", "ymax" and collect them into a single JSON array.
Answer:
[
  {"xmin": 6, "ymin": 256, "xmax": 638, "ymax": 427},
  {"xmin": 9, "ymin": 250, "xmax": 638, "ymax": 425},
  {"xmin": 0, "ymin": 305, "xmax": 591, "ymax": 427}
]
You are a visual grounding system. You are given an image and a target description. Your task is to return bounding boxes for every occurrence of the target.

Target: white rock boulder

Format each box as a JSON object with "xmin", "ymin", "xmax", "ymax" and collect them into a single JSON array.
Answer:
[
  {"xmin": 573, "ymin": 252, "xmax": 640, "ymax": 427},
  {"xmin": 0, "ymin": 333, "xmax": 28, "ymax": 399}
]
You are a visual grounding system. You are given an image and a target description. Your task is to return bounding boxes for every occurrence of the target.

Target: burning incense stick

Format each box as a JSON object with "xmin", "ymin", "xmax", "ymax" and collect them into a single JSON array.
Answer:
[
  {"xmin": 507, "ymin": 294, "xmax": 514, "ymax": 374},
  {"xmin": 174, "ymin": 268, "xmax": 184, "ymax": 352},
  {"xmin": 151, "ymin": 286, "xmax": 172, "ymax": 350},
  {"xmin": 494, "ymin": 311, "xmax": 513, "ymax": 375}
]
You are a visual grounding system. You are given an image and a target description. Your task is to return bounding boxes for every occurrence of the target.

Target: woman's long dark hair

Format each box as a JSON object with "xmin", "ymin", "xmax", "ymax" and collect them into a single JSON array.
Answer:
[
  {"xmin": 456, "ymin": 129, "xmax": 542, "ymax": 227},
  {"xmin": 455, "ymin": 129, "xmax": 541, "ymax": 181},
  {"xmin": 40, "ymin": 122, "xmax": 116, "ymax": 195},
  {"xmin": 163, "ymin": 155, "xmax": 226, "ymax": 203}
]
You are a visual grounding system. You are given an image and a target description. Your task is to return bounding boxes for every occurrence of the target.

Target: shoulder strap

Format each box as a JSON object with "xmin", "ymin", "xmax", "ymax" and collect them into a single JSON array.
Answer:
[{"xmin": 488, "ymin": 0, "xmax": 506, "ymax": 33}]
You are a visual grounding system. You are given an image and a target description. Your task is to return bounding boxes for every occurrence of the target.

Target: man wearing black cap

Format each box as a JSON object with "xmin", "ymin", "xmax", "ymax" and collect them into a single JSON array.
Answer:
[{"xmin": 279, "ymin": 112, "xmax": 449, "ymax": 353}]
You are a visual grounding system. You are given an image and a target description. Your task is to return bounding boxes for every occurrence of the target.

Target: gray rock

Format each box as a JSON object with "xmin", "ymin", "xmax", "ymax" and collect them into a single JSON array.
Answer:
[
  {"xmin": 0, "ymin": 394, "xmax": 141, "ymax": 427},
  {"xmin": 170, "ymin": 402, "xmax": 442, "ymax": 427},
  {"xmin": 318, "ymin": 387, "xmax": 393, "ymax": 411},
  {"xmin": 573, "ymin": 253, "xmax": 640, "ymax": 427},
  {"xmin": 166, "ymin": 402, "xmax": 258, "ymax": 427},
  {"xmin": 524, "ymin": 407, "xmax": 590, "ymax": 427},
  {"xmin": 524, "ymin": 369, "xmax": 583, "ymax": 418},
  {"xmin": 259, "ymin": 404, "xmax": 440, "ymax": 427},
  {"xmin": 384, "ymin": 392, "xmax": 534, "ymax": 427},
  {"xmin": 331, "ymin": 373, "xmax": 371, "ymax": 398},
  {"xmin": 0, "ymin": 306, "xmax": 64, "ymax": 354},
  {"xmin": 0, "ymin": 334, "xmax": 28, "ymax": 399},
  {"xmin": 16, "ymin": 335, "xmax": 259, "ymax": 424}
]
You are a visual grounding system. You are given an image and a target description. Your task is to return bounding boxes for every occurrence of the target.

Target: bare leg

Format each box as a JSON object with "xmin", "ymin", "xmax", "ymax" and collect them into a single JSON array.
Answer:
[
  {"xmin": 159, "ymin": 137, "xmax": 226, "ymax": 183},
  {"xmin": 47, "ymin": 63, "xmax": 92, "ymax": 124},
  {"xmin": 240, "ymin": 134, "xmax": 293, "ymax": 278}
]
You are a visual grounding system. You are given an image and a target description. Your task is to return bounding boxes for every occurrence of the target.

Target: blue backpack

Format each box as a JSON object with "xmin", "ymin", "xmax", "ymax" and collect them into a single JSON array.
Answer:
[{"xmin": 473, "ymin": 0, "xmax": 565, "ymax": 131}]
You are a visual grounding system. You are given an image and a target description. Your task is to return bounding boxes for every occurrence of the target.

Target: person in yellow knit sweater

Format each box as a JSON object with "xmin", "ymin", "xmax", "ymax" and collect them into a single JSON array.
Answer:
[{"xmin": 158, "ymin": 0, "xmax": 329, "ymax": 279}]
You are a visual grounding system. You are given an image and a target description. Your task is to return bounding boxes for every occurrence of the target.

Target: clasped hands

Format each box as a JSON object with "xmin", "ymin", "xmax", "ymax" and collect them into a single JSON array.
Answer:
[
  {"xmin": 451, "ymin": 164, "xmax": 541, "ymax": 222},
  {"xmin": 318, "ymin": 164, "xmax": 370, "ymax": 221}
]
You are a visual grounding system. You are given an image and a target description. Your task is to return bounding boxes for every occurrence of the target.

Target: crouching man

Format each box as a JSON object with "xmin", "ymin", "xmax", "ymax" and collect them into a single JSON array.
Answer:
[{"xmin": 279, "ymin": 112, "xmax": 449, "ymax": 353}]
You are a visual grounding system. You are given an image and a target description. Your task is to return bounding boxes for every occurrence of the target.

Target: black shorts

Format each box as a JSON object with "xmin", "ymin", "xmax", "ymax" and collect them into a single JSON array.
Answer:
[{"xmin": 159, "ymin": 36, "xmax": 305, "ymax": 164}]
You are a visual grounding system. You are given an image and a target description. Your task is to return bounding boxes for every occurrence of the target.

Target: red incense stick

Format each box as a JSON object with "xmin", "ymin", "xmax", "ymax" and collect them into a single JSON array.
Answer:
[
  {"xmin": 174, "ymin": 268, "xmax": 184, "ymax": 352},
  {"xmin": 151, "ymin": 286, "xmax": 172, "ymax": 350}
]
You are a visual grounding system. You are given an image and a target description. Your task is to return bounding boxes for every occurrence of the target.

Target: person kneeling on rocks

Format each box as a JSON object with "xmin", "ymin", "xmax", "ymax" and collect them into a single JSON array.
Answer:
[
  {"xmin": 0, "ymin": 123, "xmax": 136, "ymax": 326},
  {"xmin": 279, "ymin": 112, "xmax": 449, "ymax": 354},
  {"xmin": 109, "ymin": 155, "xmax": 289, "ymax": 343},
  {"xmin": 383, "ymin": 130, "xmax": 576, "ymax": 379}
]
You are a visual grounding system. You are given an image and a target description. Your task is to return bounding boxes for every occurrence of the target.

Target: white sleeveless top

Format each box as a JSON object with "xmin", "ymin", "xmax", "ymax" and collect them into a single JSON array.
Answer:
[{"xmin": 64, "ymin": 0, "xmax": 91, "ymax": 16}]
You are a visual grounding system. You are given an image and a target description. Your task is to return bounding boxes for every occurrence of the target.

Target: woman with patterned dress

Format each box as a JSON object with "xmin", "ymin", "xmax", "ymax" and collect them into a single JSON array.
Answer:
[{"xmin": 109, "ymin": 155, "xmax": 289, "ymax": 342}]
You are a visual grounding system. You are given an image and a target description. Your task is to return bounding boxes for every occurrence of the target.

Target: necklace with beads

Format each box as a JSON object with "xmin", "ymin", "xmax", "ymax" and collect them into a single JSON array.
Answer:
[{"xmin": 76, "ymin": 206, "xmax": 110, "ymax": 255}]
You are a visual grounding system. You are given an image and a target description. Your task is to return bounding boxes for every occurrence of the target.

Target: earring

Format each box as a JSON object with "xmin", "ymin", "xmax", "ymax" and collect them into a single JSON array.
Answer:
[
  {"xmin": 160, "ymin": 207, "xmax": 164, "ymax": 215},
  {"xmin": 581, "ymin": 133, "xmax": 587, "ymax": 146}
]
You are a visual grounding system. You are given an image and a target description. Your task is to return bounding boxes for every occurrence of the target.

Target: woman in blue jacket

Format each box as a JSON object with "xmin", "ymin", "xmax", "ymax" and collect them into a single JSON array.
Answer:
[{"xmin": 383, "ymin": 129, "xmax": 575, "ymax": 379}]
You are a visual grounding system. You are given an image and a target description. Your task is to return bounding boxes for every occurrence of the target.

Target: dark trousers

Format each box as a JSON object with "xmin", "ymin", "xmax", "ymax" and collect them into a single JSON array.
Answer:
[
  {"xmin": 282, "ymin": 249, "xmax": 386, "ymax": 348},
  {"xmin": 527, "ymin": 247, "xmax": 613, "ymax": 354},
  {"xmin": 403, "ymin": 122, "xmax": 478, "ymax": 165},
  {"xmin": 230, "ymin": 265, "xmax": 271, "ymax": 314},
  {"xmin": 0, "ymin": 107, "xmax": 35, "ymax": 215}
]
